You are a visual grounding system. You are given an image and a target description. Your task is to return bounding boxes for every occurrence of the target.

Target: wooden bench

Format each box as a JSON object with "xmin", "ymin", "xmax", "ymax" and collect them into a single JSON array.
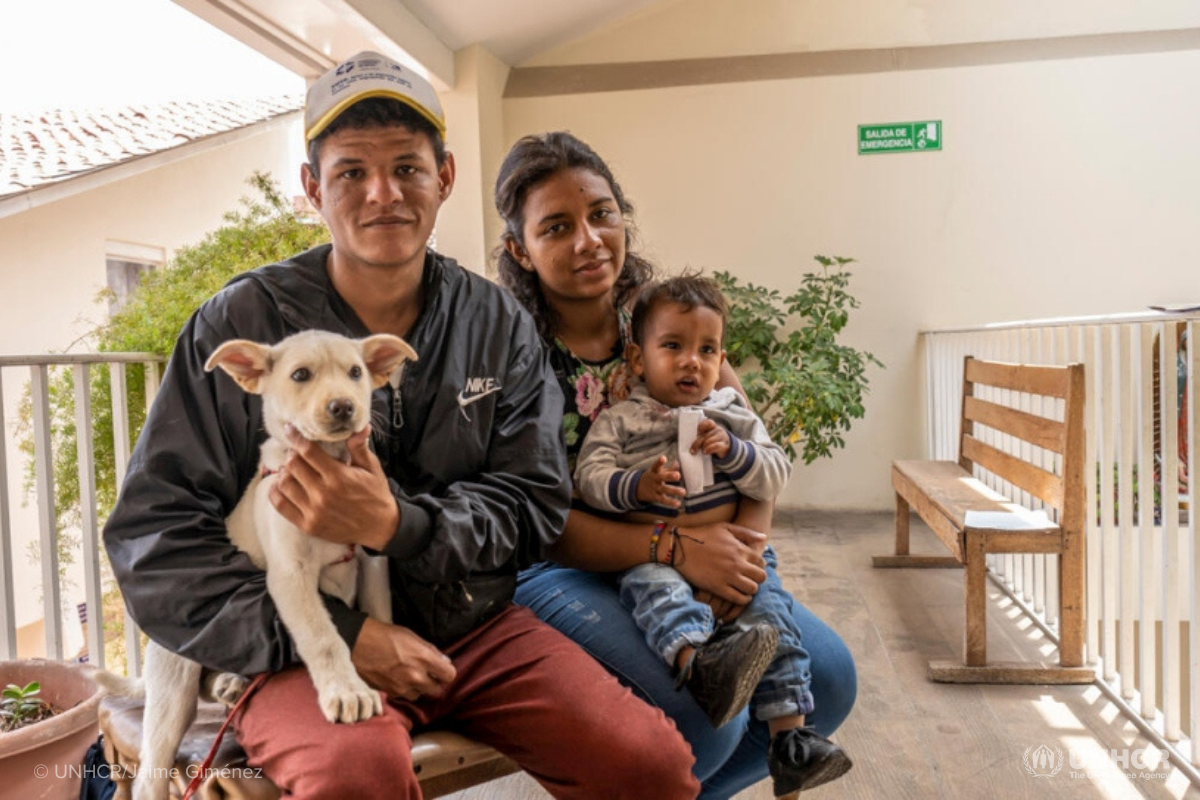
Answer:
[
  {"xmin": 873, "ymin": 356, "xmax": 1093, "ymax": 684},
  {"xmin": 100, "ymin": 693, "xmax": 520, "ymax": 799}
]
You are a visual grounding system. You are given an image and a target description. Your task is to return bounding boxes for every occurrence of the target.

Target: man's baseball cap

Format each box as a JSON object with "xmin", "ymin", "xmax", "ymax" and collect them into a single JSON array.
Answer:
[{"xmin": 304, "ymin": 50, "xmax": 446, "ymax": 142}]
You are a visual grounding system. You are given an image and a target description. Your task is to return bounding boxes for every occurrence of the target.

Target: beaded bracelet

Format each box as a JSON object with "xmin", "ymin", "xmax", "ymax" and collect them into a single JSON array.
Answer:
[
  {"xmin": 666, "ymin": 525, "xmax": 679, "ymax": 566},
  {"xmin": 650, "ymin": 520, "xmax": 667, "ymax": 564}
]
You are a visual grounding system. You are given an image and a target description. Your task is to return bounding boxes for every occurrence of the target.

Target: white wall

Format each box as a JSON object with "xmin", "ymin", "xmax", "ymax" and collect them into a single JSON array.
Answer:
[
  {"xmin": 0, "ymin": 119, "xmax": 302, "ymax": 645},
  {"xmin": 0, "ymin": 121, "xmax": 304, "ymax": 354},
  {"xmin": 502, "ymin": 49, "xmax": 1200, "ymax": 509}
]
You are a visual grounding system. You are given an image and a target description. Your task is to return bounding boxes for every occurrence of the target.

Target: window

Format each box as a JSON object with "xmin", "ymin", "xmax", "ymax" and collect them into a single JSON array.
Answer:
[{"xmin": 105, "ymin": 241, "xmax": 163, "ymax": 314}]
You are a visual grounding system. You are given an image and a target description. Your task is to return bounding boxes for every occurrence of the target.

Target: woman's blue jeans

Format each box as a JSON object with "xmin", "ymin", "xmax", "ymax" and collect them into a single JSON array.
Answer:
[{"xmin": 515, "ymin": 558, "xmax": 857, "ymax": 799}]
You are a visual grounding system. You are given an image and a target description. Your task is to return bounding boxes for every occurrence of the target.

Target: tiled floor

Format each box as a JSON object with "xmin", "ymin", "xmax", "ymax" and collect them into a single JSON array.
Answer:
[{"xmin": 443, "ymin": 511, "xmax": 1200, "ymax": 799}]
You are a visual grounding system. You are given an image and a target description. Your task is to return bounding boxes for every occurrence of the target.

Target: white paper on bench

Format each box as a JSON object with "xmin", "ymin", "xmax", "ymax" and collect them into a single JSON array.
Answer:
[{"xmin": 964, "ymin": 507, "xmax": 1053, "ymax": 531}]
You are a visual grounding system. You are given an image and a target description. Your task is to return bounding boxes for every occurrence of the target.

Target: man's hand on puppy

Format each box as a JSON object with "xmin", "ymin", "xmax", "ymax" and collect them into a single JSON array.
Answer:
[
  {"xmin": 352, "ymin": 618, "xmax": 456, "ymax": 701},
  {"xmin": 270, "ymin": 425, "xmax": 398, "ymax": 551}
]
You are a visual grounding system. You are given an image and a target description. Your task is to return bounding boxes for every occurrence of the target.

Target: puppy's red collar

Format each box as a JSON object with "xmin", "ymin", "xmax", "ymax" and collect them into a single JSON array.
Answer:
[{"xmin": 330, "ymin": 545, "xmax": 357, "ymax": 565}]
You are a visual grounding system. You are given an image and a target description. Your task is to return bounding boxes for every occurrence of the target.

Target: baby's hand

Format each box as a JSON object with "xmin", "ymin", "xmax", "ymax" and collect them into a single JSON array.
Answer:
[
  {"xmin": 636, "ymin": 456, "xmax": 686, "ymax": 508},
  {"xmin": 692, "ymin": 419, "xmax": 731, "ymax": 460}
]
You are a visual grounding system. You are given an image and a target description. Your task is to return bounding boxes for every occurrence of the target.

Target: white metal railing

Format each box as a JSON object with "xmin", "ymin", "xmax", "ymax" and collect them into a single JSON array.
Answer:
[
  {"xmin": 0, "ymin": 352, "xmax": 161, "ymax": 675},
  {"xmin": 922, "ymin": 311, "xmax": 1200, "ymax": 780}
]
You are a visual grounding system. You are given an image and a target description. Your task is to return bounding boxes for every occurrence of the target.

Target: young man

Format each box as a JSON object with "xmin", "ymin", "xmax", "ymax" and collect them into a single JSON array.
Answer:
[{"xmin": 103, "ymin": 51, "xmax": 698, "ymax": 798}]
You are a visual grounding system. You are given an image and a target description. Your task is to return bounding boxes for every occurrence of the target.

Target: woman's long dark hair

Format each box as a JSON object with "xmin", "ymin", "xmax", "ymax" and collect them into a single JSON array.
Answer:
[{"xmin": 494, "ymin": 131, "xmax": 655, "ymax": 341}]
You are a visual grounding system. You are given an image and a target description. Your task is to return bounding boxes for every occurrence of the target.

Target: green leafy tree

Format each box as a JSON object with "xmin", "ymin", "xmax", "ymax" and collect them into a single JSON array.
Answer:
[
  {"xmin": 715, "ymin": 256, "xmax": 884, "ymax": 465},
  {"xmin": 15, "ymin": 172, "xmax": 328, "ymax": 668},
  {"xmin": 21, "ymin": 171, "xmax": 327, "ymax": 529}
]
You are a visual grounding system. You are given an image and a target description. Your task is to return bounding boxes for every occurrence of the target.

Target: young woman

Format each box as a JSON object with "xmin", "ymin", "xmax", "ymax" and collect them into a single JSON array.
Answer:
[{"xmin": 495, "ymin": 131, "xmax": 857, "ymax": 798}]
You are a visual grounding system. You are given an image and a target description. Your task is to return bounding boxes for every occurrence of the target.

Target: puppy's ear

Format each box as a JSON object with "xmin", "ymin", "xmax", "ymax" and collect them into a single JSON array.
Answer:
[
  {"xmin": 361, "ymin": 334, "xmax": 419, "ymax": 388},
  {"xmin": 205, "ymin": 340, "xmax": 273, "ymax": 394}
]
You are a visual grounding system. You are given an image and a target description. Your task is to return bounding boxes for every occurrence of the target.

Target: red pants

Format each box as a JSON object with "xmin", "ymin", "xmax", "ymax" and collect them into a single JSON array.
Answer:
[{"xmin": 233, "ymin": 605, "xmax": 699, "ymax": 799}]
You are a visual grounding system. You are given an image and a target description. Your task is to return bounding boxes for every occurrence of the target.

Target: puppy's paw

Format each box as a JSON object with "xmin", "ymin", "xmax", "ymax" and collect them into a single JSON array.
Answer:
[
  {"xmin": 316, "ymin": 674, "xmax": 383, "ymax": 723},
  {"xmin": 210, "ymin": 673, "xmax": 251, "ymax": 707}
]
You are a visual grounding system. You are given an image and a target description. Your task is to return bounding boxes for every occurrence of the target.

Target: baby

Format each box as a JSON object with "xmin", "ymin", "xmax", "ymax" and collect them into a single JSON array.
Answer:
[{"xmin": 574, "ymin": 273, "xmax": 852, "ymax": 798}]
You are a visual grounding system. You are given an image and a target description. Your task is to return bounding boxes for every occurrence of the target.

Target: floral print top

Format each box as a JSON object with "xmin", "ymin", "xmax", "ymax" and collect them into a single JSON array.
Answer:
[{"xmin": 549, "ymin": 309, "xmax": 636, "ymax": 475}]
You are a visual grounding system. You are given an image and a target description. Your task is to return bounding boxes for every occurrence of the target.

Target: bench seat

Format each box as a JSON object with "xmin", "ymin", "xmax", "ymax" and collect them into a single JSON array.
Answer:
[
  {"xmin": 100, "ymin": 693, "xmax": 520, "ymax": 799},
  {"xmin": 873, "ymin": 358, "xmax": 1093, "ymax": 684},
  {"xmin": 891, "ymin": 459, "xmax": 1062, "ymax": 559}
]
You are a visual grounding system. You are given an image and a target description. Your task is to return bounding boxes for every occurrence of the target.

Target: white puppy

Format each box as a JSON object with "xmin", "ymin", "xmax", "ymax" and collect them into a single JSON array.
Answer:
[{"xmin": 102, "ymin": 330, "xmax": 416, "ymax": 800}]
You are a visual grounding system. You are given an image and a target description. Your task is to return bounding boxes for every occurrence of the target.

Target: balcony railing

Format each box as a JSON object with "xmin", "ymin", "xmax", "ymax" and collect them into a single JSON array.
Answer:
[
  {"xmin": 922, "ymin": 311, "xmax": 1200, "ymax": 782},
  {"xmin": 6, "ymin": 337, "xmax": 1200, "ymax": 787},
  {"xmin": 0, "ymin": 352, "xmax": 162, "ymax": 676}
]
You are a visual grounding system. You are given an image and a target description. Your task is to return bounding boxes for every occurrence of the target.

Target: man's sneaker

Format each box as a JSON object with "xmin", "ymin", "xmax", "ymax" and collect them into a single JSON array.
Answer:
[
  {"xmin": 768, "ymin": 726, "xmax": 853, "ymax": 797},
  {"xmin": 675, "ymin": 623, "xmax": 779, "ymax": 728}
]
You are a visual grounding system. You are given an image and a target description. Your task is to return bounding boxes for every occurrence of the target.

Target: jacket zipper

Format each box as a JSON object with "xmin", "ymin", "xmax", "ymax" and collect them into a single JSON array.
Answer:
[{"xmin": 391, "ymin": 377, "xmax": 405, "ymax": 429}]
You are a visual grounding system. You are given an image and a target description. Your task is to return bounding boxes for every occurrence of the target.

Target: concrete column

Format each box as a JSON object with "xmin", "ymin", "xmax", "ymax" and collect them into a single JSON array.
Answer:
[{"xmin": 437, "ymin": 45, "xmax": 510, "ymax": 277}]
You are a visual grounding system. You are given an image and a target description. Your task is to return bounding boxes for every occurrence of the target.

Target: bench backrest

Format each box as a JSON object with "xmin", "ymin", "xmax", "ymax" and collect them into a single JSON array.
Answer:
[{"xmin": 958, "ymin": 356, "xmax": 1086, "ymax": 533}]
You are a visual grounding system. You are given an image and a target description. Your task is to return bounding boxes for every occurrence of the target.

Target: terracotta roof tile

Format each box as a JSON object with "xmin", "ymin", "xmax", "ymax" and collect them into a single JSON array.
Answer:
[{"xmin": 0, "ymin": 96, "xmax": 302, "ymax": 197}]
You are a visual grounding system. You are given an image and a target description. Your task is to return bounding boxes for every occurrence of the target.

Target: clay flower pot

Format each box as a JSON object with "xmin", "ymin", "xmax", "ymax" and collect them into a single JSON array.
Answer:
[{"xmin": 0, "ymin": 659, "xmax": 103, "ymax": 800}]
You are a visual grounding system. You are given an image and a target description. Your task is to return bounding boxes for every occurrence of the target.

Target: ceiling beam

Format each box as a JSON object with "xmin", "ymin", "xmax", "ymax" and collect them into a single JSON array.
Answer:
[
  {"xmin": 171, "ymin": 0, "xmax": 336, "ymax": 78},
  {"xmin": 171, "ymin": 0, "xmax": 455, "ymax": 87}
]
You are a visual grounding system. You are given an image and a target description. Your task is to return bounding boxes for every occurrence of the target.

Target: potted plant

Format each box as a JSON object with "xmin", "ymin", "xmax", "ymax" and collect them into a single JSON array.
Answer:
[
  {"xmin": 0, "ymin": 659, "xmax": 103, "ymax": 800},
  {"xmin": 715, "ymin": 255, "xmax": 883, "ymax": 464}
]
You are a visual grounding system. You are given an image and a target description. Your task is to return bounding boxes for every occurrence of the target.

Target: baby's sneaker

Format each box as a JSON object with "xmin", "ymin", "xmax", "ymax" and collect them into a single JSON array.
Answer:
[
  {"xmin": 769, "ymin": 726, "xmax": 852, "ymax": 797},
  {"xmin": 676, "ymin": 622, "xmax": 779, "ymax": 728}
]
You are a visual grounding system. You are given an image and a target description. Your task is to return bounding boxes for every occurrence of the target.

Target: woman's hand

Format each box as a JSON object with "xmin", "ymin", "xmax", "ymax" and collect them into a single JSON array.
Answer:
[
  {"xmin": 693, "ymin": 590, "xmax": 746, "ymax": 624},
  {"xmin": 688, "ymin": 496, "xmax": 771, "ymax": 621},
  {"xmin": 672, "ymin": 522, "xmax": 767, "ymax": 606}
]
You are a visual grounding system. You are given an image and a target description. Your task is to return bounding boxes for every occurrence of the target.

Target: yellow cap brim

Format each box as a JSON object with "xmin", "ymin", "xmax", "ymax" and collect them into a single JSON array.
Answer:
[{"xmin": 305, "ymin": 90, "xmax": 446, "ymax": 142}]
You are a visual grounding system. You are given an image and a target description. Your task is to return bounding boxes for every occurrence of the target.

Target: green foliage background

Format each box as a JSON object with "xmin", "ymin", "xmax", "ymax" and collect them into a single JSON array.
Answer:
[
  {"xmin": 715, "ymin": 256, "xmax": 884, "ymax": 465},
  {"xmin": 15, "ymin": 173, "xmax": 327, "ymax": 666},
  {"xmin": 21, "ymin": 173, "xmax": 327, "ymax": 529}
]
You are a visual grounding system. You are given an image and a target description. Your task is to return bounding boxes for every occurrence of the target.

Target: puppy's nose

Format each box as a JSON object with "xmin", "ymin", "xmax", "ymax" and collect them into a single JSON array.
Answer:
[{"xmin": 327, "ymin": 398, "xmax": 355, "ymax": 422}]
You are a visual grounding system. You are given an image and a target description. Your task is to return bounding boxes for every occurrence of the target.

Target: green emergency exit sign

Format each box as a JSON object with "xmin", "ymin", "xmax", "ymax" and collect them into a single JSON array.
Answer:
[{"xmin": 858, "ymin": 121, "xmax": 942, "ymax": 154}]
